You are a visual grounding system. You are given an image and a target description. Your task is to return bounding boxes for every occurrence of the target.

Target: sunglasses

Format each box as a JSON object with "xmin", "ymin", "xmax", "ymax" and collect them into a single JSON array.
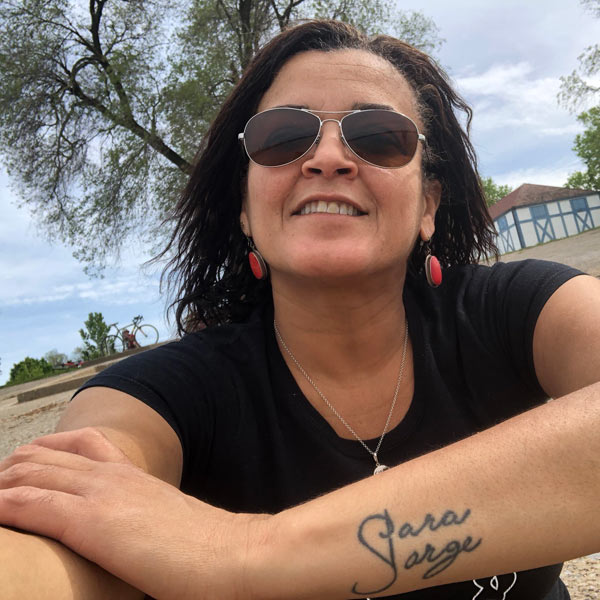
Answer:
[{"xmin": 238, "ymin": 107, "xmax": 426, "ymax": 169}]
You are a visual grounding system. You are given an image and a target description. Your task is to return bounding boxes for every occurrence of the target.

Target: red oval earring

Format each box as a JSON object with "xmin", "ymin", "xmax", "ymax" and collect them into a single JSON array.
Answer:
[
  {"xmin": 423, "ymin": 240, "xmax": 442, "ymax": 288},
  {"xmin": 245, "ymin": 235, "xmax": 269, "ymax": 280},
  {"xmin": 248, "ymin": 248, "xmax": 268, "ymax": 280}
]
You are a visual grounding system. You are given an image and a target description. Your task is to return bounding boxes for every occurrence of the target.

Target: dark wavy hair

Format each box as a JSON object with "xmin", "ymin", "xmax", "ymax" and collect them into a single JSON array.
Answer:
[{"xmin": 160, "ymin": 20, "xmax": 498, "ymax": 333}]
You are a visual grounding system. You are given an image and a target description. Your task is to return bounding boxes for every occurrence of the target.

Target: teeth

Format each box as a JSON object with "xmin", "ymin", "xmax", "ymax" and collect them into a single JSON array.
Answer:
[{"xmin": 300, "ymin": 201, "xmax": 361, "ymax": 216}]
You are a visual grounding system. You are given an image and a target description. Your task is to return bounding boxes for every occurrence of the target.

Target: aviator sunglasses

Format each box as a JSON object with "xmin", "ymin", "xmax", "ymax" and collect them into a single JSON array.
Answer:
[{"xmin": 238, "ymin": 107, "xmax": 426, "ymax": 169}]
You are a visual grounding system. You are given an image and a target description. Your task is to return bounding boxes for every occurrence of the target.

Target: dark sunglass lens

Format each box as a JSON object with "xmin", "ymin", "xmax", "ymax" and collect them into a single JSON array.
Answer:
[
  {"xmin": 244, "ymin": 109, "xmax": 319, "ymax": 166},
  {"xmin": 343, "ymin": 111, "xmax": 419, "ymax": 167}
]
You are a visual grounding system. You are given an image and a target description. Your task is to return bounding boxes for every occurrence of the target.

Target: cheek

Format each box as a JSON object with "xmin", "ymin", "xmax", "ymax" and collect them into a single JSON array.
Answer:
[
  {"xmin": 242, "ymin": 173, "xmax": 282, "ymax": 241},
  {"xmin": 245, "ymin": 166, "xmax": 276, "ymax": 211},
  {"xmin": 246, "ymin": 166, "xmax": 293, "ymax": 216},
  {"xmin": 371, "ymin": 172, "xmax": 423, "ymax": 216}
]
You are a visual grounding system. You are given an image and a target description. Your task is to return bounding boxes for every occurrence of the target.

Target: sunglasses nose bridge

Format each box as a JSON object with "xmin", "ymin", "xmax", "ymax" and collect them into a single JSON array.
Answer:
[{"xmin": 314, "ymin": 117, "xmax": 348, "ymax": 150}]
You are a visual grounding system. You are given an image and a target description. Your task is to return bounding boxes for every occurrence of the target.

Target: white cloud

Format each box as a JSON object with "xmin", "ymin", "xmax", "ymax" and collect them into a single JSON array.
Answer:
[
  {"xmin": 458, "ymin": 62, "xmax": 536, "ymax": 95},
  {"xmin": 493, "ymin": 164, "xmax": 583, "ymax": 190},
  {"xmin": 455, "ymin": 61, "xmax": 577, "ymax": 137},
  {"xmin": 1, "ymin": 275, "xmax": 160, "ymax": 307},
  {"xmin": 0, "ymin": 169, "xmax": 163, "ymax": 309}
]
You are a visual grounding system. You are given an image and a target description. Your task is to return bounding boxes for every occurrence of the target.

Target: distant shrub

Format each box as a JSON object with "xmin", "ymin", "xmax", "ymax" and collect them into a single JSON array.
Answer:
[{"xmin": 8, "ymin": 357, "xmax": 54, "ymax": 385}]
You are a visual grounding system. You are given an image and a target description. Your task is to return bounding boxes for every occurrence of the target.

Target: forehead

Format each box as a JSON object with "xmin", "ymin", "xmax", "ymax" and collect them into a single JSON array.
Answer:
[{"xmin": 257, "ymin": 49, "xmax": 418, "ymax": 116}]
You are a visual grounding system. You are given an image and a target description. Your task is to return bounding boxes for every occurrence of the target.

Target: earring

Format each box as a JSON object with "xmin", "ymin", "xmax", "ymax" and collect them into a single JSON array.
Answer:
[
  {"xmin": 423, "ymin": 240, "xmax": 442, "ymax": 288},
  {"xmin": 246, "ymin": 237, "xmax": 269, "ymax": 280}
]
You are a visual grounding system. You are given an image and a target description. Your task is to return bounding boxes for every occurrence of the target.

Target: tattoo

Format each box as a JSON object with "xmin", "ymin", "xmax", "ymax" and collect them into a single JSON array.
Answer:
[
  {"xmin": 352, "ymin": 510, "xmax": 397, "ymax": 595},
  {"xmin": 404, "ymin": 535, "xmax": 482, "ymax": 579},
  {"xmin": 352, "ymin": 508, "xmax": 482, "ymax": 595}
]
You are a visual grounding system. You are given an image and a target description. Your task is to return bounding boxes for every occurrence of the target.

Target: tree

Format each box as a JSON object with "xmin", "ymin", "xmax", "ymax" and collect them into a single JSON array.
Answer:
[
  {"xmin": 480, "ymin": 176, "xmax": 513, "ymax": 207},
  {"xmin": 44, "ymin": 348, "xmax": 69, "ymax": 368},
  {"xmin": 558, "ymin": 1, "xmax": 599, "ymax": 190},
  {"xmin": 71, "ymin": 346, "xmax": 85, "ymax": 362},
  {"xmin": 0, "ymin": 0, "xmax": 442, "ymax": 275},
  {"xmin": 565, "ymin": 106, "xmax": 600, "ymax": 190},
  {"xmin": 79, "ymin": 311, "xmax": 111, "ymax": 360},
  {"xmin": 8, "ymin": 357, "xmax": 54, "ymax": 385},
  {"xmin": 558, "ymin": 0, "xmax": 599, "ymax": 111}
]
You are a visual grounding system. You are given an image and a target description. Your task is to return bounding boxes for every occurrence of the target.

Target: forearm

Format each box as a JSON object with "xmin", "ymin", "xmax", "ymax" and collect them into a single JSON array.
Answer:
[
  {"xmin": 250, "ymin": 382, "xmax": 600, "ymax": 599},
  {"xmin": 0, "ymin": 526, "xmax": 143, "ymax": 600}
]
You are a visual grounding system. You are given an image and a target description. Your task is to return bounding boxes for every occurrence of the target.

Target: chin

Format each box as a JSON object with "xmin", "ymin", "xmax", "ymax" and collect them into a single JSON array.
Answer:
[{"xmin": 279, "ymin": 252, "xmax": 383, "ymax": 281}]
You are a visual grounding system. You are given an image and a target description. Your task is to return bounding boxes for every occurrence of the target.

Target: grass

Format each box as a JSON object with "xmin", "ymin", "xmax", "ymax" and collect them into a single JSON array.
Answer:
[{"xmin": 0, "ymin": 366, "xmax": 82, "ymax": 390}]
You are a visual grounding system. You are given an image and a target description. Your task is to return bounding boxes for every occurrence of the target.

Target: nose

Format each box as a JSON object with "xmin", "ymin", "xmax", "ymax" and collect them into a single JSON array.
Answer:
[{"xmin": 301, "ymin": 120, "xmax": 359, "ymax": 178}]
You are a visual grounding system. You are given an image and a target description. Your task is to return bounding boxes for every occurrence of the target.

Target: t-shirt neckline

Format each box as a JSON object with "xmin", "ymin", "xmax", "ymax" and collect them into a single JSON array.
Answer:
[{"xmin": 265, "ymin": 291, "xmax": 426, "ymax": 461}]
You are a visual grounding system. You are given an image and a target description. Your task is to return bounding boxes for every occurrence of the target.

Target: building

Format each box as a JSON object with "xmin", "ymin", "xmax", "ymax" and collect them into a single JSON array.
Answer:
[{"xmin": 489, "ymin": 183, "xmax": 600, "ymax": 255}]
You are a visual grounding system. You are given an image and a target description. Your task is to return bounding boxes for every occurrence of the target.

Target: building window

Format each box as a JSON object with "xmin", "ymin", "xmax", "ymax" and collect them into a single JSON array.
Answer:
[
  {"xmin": 570, "ymin": 197, "xmax": 588, "ymax": 212},
  {"xmin": 530, "ymin": 204, "xmax": 549, "ymax": 219},
  {"xmin": 497, "ymin": 215, "xmax": 509, "ymax": 232}
]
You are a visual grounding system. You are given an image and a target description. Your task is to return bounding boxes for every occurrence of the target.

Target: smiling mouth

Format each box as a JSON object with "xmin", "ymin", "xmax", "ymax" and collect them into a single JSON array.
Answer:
[{"xmin": 296, "ymin": 200, "xmax": 366, "ymax": 216}]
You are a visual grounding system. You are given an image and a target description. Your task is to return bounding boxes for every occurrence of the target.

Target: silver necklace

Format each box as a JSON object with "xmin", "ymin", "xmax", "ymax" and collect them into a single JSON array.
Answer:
[{"xmin": 274, "ymin": 318, "xmax": 409, "ymax": 475}]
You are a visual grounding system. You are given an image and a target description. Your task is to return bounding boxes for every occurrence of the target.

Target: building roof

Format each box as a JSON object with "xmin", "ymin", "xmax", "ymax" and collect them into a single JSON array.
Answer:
[{"xmin": 488, "ymin": 183, "xmax": 597, "ymax": 220}]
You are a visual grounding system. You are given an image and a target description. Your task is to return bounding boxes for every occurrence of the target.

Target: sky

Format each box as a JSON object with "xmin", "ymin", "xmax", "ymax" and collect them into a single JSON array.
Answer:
[{"xmin": 0, "ymin": 0, "xmax": 598, "ymax": 385}]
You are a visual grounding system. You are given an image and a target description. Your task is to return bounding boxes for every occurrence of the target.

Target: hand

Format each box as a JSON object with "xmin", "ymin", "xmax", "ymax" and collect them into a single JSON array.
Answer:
[{"xmin": 0, "ymin": 428, "xmax": 264, "ymax": 600}]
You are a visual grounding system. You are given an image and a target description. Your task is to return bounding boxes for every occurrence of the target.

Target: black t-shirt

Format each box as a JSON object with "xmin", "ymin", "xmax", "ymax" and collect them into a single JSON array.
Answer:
[{"xmin": 77, "ymin": 259, "xmax": 581, "ymax": 600}]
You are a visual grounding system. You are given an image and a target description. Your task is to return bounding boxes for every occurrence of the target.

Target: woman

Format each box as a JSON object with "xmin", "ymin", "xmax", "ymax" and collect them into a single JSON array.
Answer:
[{"xmin": 0, "ymin": 20, "xmax": 598, "ymax": 600}]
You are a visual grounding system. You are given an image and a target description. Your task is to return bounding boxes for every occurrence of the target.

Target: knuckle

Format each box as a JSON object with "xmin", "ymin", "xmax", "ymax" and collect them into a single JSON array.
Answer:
[
  {"xmin": 79, "ymin": 426, "xmax": 108, "ymax": 442},
  {"xmin": 12, "ymin": 444, "xmax": 39, "ymax": 458},
  {"xmin": 4, "ymin": 485, "xmax": 55, "ymax": 510},
  {"xmin": 3, "ymin": 461, "xmax": 43, "ymax": 482}
]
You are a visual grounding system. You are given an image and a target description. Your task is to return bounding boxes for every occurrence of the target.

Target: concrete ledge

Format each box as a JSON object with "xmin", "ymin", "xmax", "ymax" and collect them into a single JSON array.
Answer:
[
  {"xmin": 77, "ymin": 342, "xmax": 164, "ymax": 368},
  {"xmin": 17, "ymin": 366, "xmax": 107, "ymax": 404},
  {"xmin": 16, "ymin": 342, "xmax": 169, "ymax": 404},
  {"xmin": 17, "ymin": 375, "xmax": 96, "ymax": 403}
]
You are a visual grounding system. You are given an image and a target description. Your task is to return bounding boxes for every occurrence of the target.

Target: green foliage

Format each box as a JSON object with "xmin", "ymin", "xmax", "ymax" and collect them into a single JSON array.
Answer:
[
  {"xmin": 558, "ymin": 44, "xmax": 600, "ymax": 111},
  {"xmin": 558, "ymin": 0, "xmax": 599, "ymax": 112},
  {"xmin": 559, "ymin": 2, "xmax": 599, "ymax": 192},
  {"xmin": 79, "ymin": 312, "xmax": 111, "ymax": 360},
  {"xmin": 0, "ymin": 0, "xmax": 442, "ymax": 275},
  {"xmin": 565, "ymin": 107, "xmax": 600, "ymax": 190},
  {"xmin": 480, "ymin": 177, "xmax": 513, "ymax": 207},
  {"xmin": 8, "ymin": 357, "xmax": 54, "ymax": 385}
]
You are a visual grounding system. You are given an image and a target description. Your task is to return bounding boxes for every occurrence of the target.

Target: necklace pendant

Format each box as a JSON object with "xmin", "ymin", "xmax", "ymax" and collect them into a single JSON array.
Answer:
[{"xmin": 373, "ymin": 464, "xmax": 389, "ymax": 475}]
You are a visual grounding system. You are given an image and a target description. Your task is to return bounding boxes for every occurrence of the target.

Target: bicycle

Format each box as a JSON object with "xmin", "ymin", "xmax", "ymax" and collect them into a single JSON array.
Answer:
[{"xmin": 101, "ymin": 315, "xmax": 159, "ymax": 355}]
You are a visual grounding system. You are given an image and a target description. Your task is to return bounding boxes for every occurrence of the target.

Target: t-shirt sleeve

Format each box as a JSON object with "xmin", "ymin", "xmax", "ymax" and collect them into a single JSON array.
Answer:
[
  {"xmin": 462, "ymin": 259, "xmax": 584, "ymax": 396},
  {"xmin": 73, "ymin": 334, "xmax": 217, "ymax": 482}
]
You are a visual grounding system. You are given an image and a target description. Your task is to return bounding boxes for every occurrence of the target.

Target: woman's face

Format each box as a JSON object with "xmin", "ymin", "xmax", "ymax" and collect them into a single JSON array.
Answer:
[{"xmin": 240, "ymin": 49, "xmax": 440, "ymax": 286}]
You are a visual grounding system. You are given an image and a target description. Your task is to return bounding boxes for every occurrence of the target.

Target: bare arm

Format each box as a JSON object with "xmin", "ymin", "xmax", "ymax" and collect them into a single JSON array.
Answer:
[
  {"xmin": 0, "ymin": 526, "xmax": 143, "ymax": 600},
  {"xmin": 246, "ymin": 275, "xmax": 600, "ymax": 598},
  {"xmin": 252, "ymin": 381, "xmax": 599, "ymax": 598},
  {"xmin": 0, "ymin": 388, "xmax": 183, "ymax": 599}
]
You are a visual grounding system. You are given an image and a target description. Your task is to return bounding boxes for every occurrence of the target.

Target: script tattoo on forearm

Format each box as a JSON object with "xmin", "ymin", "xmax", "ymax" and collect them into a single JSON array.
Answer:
[{"xmin": 352, "ymin": 508, "xmax": 482, "ymax": 596}]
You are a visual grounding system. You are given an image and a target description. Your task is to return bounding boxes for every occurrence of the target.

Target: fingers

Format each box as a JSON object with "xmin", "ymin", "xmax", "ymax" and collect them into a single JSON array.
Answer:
[
  {"xmin": 0, "ymin": 443, "xmax": 141, "ymax": 498},
  {"xmin": 0, "ymin": 444, "xmax": 94, "ymax": 474},
  {"xmin": 30, "ymin": 427, "xmax": 132, "ymax": 464},
  {"xmin": 0, "ymin": 459, "xmax": 96, "ymax": 496},
  {"xmin": 0, "ymin": 485, "xmax": 82, "ymax": 546}
]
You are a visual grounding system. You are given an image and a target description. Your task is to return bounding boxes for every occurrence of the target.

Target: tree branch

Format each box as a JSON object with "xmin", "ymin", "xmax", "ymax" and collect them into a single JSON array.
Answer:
[
  {"xmin": 67, "ymin": 76, "xmax": 191, "ymax": 174},
  {"xmin": 280, "ymin": 0, "xmax": 307, "ymax": 28},
  {"xmin": 269, "ymin": 0, "xmax": 285, "ymax": 29}
]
